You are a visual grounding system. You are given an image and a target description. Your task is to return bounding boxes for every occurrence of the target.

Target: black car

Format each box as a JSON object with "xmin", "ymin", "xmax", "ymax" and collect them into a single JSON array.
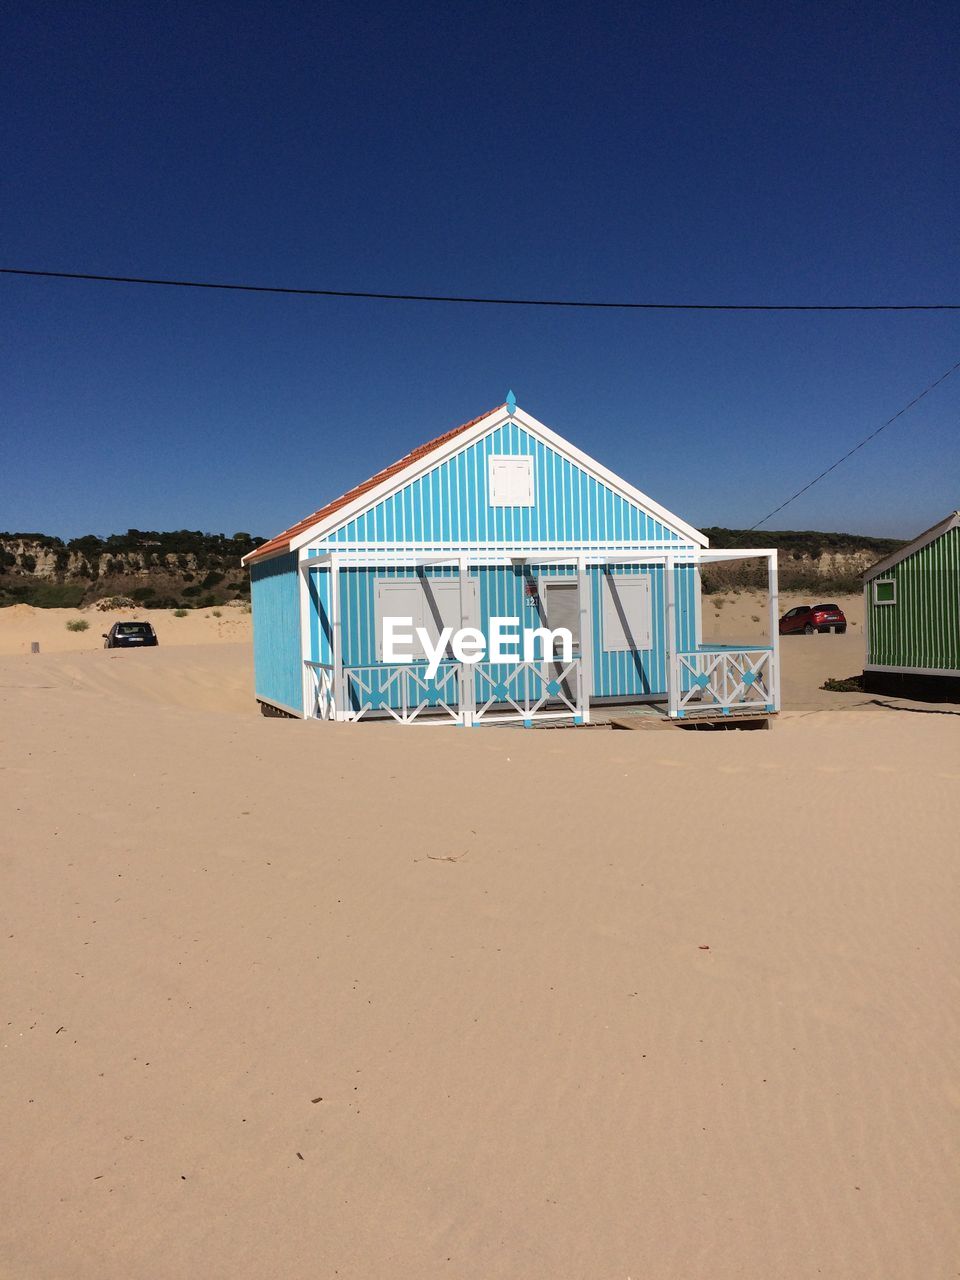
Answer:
[{"xmin": 103, "ymin": 621, "xmax": 158, "ymax": 649}]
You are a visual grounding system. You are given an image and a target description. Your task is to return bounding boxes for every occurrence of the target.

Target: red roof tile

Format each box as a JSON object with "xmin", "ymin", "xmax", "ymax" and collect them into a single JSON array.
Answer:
[{"xmin": 245, "ymin": 405, "xmax": 503, "ymax": 564}]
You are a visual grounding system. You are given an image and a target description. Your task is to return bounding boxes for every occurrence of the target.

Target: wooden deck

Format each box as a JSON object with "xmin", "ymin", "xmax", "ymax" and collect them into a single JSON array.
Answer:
[{"xmin": 608, "ymin": 705, "xmax": 776, "ymax": 731}]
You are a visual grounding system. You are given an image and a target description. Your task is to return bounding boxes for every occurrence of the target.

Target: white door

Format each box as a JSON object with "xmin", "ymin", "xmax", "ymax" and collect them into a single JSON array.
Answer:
[
  {"xmin": 374, "ymin": 581, "xmax": 425, "ymax": 660},
  {"xmin": 539, "ymin": 579, "xmax": 581, "ymax": 704}
]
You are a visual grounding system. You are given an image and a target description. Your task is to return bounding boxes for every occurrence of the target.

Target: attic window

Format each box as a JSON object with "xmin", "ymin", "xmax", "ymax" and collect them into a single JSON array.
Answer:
[
  {"xmin": 488, "ymin": 456, "xmax": 534, "ymax": 507},
  {"xmin": 873, "ymin": 579, "xmax": 896, "ymax": 605}
]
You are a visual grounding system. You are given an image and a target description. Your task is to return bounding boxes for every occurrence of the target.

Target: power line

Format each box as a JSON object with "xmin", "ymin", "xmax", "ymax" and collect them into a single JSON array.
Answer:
[
  {"xmin": 747, "ymin": 356, "xmax": 960, "ymax": 530},
  {"xmin": 2, "ymin": 266, "xmax": 960, "ymax": 312}
]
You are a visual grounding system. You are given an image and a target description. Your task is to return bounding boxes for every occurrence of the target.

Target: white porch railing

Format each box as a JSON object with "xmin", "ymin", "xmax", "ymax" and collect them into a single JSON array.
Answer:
[
  {"xmin": 343, "ymin": 661, "xmax": 464, "ymax": 724},
  {"xmin": 671, "ymin": 646, "xmax": 775, "ymax": 717},
  {"xmin": 304, "ymin": 661, "xmax": 336, "ymax": 720},
  {"xmin": 473, "ymin": 659, "xmax": 585, "ymax": 725},
  {"xmin": 304, "ymin": 658, "xmax": 586, "ymax": 726}
]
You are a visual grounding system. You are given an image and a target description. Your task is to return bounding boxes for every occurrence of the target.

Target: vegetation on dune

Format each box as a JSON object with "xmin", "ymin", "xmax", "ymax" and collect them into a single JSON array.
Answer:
[
  {"xmin": 821, "ymin": 675, "xmax": 865, "ymax": 692},
  {"xmin": 3, "ymin": 581, "xmax": 87, "ymax": 608},
  {"xmin": 65, "ymin": 619, "xmax": 89, "ymax": 632},
  {"xmin": 700, "ymin": 527, "xmax": 902, "ymax": 558}
]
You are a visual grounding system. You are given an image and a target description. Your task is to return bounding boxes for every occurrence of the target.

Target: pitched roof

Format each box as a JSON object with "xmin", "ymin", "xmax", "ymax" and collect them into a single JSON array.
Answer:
[
  {"xmin": 862, "ymin": 509, "xmax": 960, "ymax": 580},
  {"xmin": 244, "ymin": 405, "xmax": 503, "ymax": 564}
]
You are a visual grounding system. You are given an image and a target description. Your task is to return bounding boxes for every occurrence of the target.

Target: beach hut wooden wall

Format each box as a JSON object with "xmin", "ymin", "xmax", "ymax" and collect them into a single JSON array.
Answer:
[
  {"xmin": 244, "ymin": 397, "xmax": 780, "ymax": 725},
  {"xmin": 862, "ymin": 510, "xmax": 960, "ymax": 695}
]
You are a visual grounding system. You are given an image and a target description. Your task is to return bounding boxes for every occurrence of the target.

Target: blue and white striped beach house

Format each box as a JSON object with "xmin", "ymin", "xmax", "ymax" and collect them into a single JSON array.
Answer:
[{"xmin": 244, "ymin": 396, "xmax": 781, "ymax": 725}]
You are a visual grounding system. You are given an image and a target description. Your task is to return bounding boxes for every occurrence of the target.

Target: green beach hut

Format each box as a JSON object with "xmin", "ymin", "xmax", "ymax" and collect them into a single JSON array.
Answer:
[{"xmin": 862, "ymin": 510, "xmax": 960, "ymax": 696}]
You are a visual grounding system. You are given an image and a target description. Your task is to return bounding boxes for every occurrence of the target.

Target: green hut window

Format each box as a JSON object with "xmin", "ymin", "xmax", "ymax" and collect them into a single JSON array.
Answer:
[{"xmin": 874, "ymin": 579, "xmax": 896, "ymax": 605}]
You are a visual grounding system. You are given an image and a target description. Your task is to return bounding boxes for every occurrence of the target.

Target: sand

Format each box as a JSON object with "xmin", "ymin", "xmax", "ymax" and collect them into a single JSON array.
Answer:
[
  {"xmin": 0, "ymin": 602, "xmax": 252, "ymax": 656},
  {"xmin": 1, "ymin": 596, "xmax": 958, "ymax": 1278}
]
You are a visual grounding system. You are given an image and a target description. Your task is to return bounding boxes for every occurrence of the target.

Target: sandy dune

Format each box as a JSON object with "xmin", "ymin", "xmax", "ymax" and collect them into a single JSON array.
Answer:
[
  {"xmin": 1, "ymin": 597, "xmax": 958, "ymax": 1279},
  {"xmin": 0, "ymin": 602, "xmax": 251, "ymax": 656}
]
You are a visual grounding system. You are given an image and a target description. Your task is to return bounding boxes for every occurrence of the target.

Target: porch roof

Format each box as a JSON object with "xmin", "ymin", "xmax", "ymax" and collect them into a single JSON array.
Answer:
[{"xmin": 300, "ymin": 546, "xmax": 776, "ymax": 568}]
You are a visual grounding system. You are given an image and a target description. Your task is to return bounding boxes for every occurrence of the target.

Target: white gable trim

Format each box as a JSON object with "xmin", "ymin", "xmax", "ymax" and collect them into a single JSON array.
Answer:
[
  {"xmin": 247, "ymin": 543, "xmax": 298, "ymax": 568},
  {"xmin": 289, "ymin": 405, "xmax": 707, "ymax": 552},
  {"xmin": 862, "ymin": 510, "xmax": 960, "ymax": 581}
]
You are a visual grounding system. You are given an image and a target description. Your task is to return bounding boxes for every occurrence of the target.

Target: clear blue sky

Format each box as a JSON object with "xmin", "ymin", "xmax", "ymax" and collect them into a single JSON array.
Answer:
[{"xmin": 2, "ymin": 0, "xmax": 958, "ymax": 541}]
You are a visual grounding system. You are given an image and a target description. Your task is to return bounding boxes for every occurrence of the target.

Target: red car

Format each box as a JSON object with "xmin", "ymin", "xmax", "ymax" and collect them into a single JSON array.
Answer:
[{"xmin": 779, "ymin": 603, "xmax": 847, "ymax": 635}]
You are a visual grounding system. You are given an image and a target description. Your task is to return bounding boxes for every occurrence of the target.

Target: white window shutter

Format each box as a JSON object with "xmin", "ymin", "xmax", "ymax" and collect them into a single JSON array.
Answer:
[
  {"xmin": 488, "ymin": 456, "xmax": 534, "ymax": 507},
  {"xmin": 601, "ymin": 575, "xmax": 652, "ymax": 651}
]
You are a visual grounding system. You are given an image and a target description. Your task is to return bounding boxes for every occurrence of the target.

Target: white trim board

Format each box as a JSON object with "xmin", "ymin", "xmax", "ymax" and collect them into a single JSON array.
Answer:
[
  {"xmin": 286, "ymin": 405, "xmax": 709, "ymax": 554},
  {"xmin": 299, "ymin": 546, "xmax": 773, "ymax": 568},
  {"xmin": 864, "ymin": 663, "xmax": 960, "ymax": 677}
]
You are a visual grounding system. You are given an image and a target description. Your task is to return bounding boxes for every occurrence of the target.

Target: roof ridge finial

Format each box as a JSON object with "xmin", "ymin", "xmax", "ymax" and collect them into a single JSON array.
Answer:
[{"xmin": 506, "ymin": 389, "xmax": 517, "ymax": 415}]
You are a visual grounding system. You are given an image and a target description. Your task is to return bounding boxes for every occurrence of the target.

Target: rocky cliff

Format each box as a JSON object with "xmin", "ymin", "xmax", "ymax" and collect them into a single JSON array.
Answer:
[{"xmin": 0, "ymin": 531, "xmax": 263, "ymax": 608}]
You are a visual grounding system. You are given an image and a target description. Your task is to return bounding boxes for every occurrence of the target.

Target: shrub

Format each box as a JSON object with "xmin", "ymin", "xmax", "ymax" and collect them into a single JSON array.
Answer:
[
  {"xmin": 93, "ymin": 595, "xmax": 135, "ymax": 610},
  {"xmin": 821, "ymin": 676, "xmax": 864, "ymax": 693},
  {"xmin": 173, "ymin": 608, "xmax": 188, "ymax": 618},
  {"xmin": 181, "ymin": 585, "xmax": 202, "ymax": 597},
  {"xmin": 201, "ymin": 570, "xmax": 225, "ymax": 588},
  {"xmin": 130, "ymin": 586, "xmax": 156, "ymax": 601},
  {"xmin": 211, "ymin": 609, "xmax": 222, "ymax": 617},
  {"xmin": 66, "ymin": 619, "xmax": 89, "ymax": 632}
]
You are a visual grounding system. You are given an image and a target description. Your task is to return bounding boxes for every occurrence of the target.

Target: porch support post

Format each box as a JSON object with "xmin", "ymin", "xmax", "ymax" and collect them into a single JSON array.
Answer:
[
  {"xmin": 665, "ymin": 554, "xmax": 678, "ymax": 718},
  {"xmin": 768, "ymin": 549, "xmax": 781, "ymax": 712},
  {"xmin": 298, "ymin": 551, "xmax": 312, "ymax": 719},
  {"xmin": 458, "ymin": 555, "xmax": 473, "ymax": 727},
  {"xmin": 577, "ymin": 554, "xmax": 591, "ymax": 724},
  {"xmin": 329, "ymin": 552, "xmax": 346, "ymax": 721},
  {"xmin": 693, "ymin": 560, "xmax": 703, "ymax": 649}
]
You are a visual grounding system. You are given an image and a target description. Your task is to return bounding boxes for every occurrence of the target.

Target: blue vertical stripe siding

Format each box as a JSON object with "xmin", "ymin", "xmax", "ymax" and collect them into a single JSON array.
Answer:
[
  {"xmin": 322, "ymin": 424, "xmax": 683, "ymax": 546},
  {"xmin": 250, "ymin": 552, "xmax": 302, "ymax": 713},
  {"xmin": 333, "ymin": 563, "xmax": 696, "ymax": 707}
]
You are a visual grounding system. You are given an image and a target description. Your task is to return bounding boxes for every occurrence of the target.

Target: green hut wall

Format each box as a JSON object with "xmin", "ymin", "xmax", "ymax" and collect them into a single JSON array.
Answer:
[{"xmin": 865, "ymin": 520, "xmax": 960, "ymax": 675}]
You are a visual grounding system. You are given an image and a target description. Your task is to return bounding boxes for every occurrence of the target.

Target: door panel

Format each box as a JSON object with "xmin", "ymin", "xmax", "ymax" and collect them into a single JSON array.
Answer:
[
  {"xmin": 541, "ymin": 581, "xmax": 581, "ymax": 652},
  {"xmin": 420, "ymin": 579, "xmax": 479, "ymax": 658},
  {"xmin": 540, "ymin": 580, "xmax": 581, "ymax": 705}
]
